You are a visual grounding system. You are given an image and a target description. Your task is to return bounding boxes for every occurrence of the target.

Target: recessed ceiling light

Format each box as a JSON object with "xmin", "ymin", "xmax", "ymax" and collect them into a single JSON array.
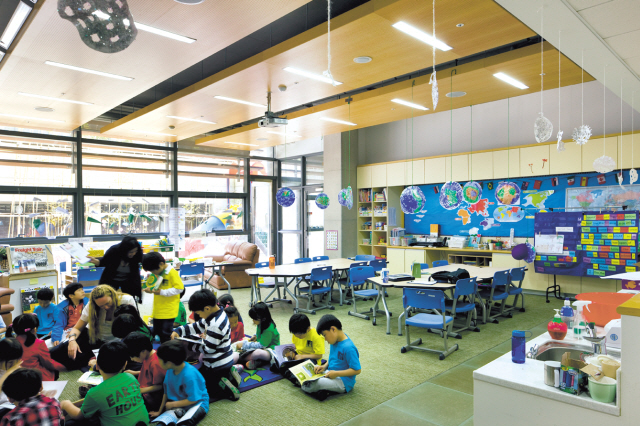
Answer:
[
  {"xmin": 320, "ymin": 117, "xmax": 357, "ymax": 126},
  {"xmin": 214, "ymin": 96, "xmax": 266, "ymax": 108},
  {"xmin": 391, "ymin": 98, "xmax": 429, "ymax": 111},
  {"xmin": 166, "ymin": 115, "xmax": 216, "ymax": 124},
  {"xmin": 445, "ymin": 91, "xmax": 467, "ymax": 98},
  {"xmin": 353, "ymin": 56, "xmax": 372, "ymax": 64},
  {"xmin": 35, "ymin": 107, "xmax": 54, "ymax": 112},
  {"xmin": 0, "ymin": 1, "xmax": 32, "ymax": 50},
  {"xmin": 392, "ymin": 22, "xmax": 452, "ymax": 51},
  {"xmin": 131, "ymin": 130, "xmax": 177, "ymax": 137},
  {"xmin": 0, "ymin": 113, "xmax": 64, "ymax": 123},
  {"xmin": 257, "ymin": 138, "xmax": 268, "ymax": 141},
  {"xmin": 19, "ymin": 92, "xmax": 94, "ymax": 105},
  {"xmin": 456, "ymin": 23, "xmax": 464, "ymax": 28},
  {"xmin": 225, "ymin": 142, "xmax": 259, "ymax": 146},
  {"xmin": 266, "ymin": 131, "xmax": 302, "ymax": 138},
  {"xmin": 493, "ymin": 72, "xmax": 528, "ymax": 89},
  {"xmin": 45, "ymin": 61, "xmax": 133, "ymax": 81},
  {"xmin": 174, "ymin": 0, "xmax": 205, "ymax": 4},
  {"xmin": 283, "ymin": 67, "xmax": 343, "ymax": 85}
]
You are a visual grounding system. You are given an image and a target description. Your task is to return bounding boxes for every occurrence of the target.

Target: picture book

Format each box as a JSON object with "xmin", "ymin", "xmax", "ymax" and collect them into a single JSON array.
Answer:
[
  {"xmin": 271, "ymin": 343, "xmax": 306, "ymax": 374},
  {"xmin": 20, "ymin": 285, "xmax": 54, "ymax": 314},
  {"xmin": 60, "ymin": 242, "xmax": 90, "ymax": 264},
  {"xmin": 9, "ymin": 245, "xmax": 54, "ymax": 274},
  {"xmin": 142, "ymin": 274, "xmax": 163, "ymax": 291},
  {"xmin": 78, "ymin": 370, "xmax": 103, "ymax": 386},
  {"xmin": 288, "ymin": 359, "xmax": 325, "ymax": 386}
]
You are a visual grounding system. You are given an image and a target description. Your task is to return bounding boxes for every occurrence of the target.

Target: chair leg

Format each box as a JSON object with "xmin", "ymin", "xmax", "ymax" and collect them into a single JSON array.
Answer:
[{"xmin": 520, "ymin": 293, "xmax": 525, "ymax": 312}]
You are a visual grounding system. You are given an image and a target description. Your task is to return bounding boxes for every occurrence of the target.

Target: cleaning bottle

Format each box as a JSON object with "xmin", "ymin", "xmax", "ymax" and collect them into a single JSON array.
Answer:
[
  {"xmin": 560, "ymin": 298, "xmax": 574, "ymax": 329},
  {"xmin": 572, "ymin": 300, "xmax": 592, "ymax": 340},
  {"xmin": 548, "ymin": 309, "xmax": 568, "ymax": 340}
]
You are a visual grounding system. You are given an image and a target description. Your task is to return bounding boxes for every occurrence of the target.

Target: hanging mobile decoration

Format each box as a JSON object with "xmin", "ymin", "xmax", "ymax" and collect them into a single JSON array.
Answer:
[
  {"xmin": 58, "ymin": 0, "xmax": 138, "ymax": 53},
  {"xmin": 573, "ymin": 50, "xmax": 592, "ymax": 145},
  {"xmin": 534, "ymin": 6, "xmax": 553, "ymax": 143},
  {"xmin": 631, "ymin": 92, "xmax": 638, "ymax": 184},
  {"xmin": 463, "ymin": 105, "xmax": 483, "ymax": 203},
  {"xmin": 339, "ymin": 100, "xmax": 354, "ymax": 209},
  {"xmin": 400, "ymin": 81, "xmax": 427, "ymax": 214},
  {"xmin": 322, "ymin": 0, "xmax": 337, "ymax": 87},
  {"xmin": 556, "ymin": 30, "xmax": 565, "ymax": 152},
  {"xmin": 315, "ymin": 192, "xmax": 330, "ymax": 209},
  {"xmin": 440, "ymin": 69, "xmax": 463, "ymax": 210},
  {"xmin": 619, "ymin": 79, "xmax": 624, "ymax": 187},
  {"xmin": 593, "ymin": 65, "xmax": 616, "ymax": 173},
  {"xmin": 429, "ymin": 0, "xmax": 438, "ymax": 110},
  {"xmin": 277, "ymin": 128, "xmax": 296, "ymax": 207}
]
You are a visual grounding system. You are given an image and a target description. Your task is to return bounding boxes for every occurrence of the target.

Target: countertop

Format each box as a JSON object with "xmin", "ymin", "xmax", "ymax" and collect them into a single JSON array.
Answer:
[
  {"xmin": 473, "ymin": 332, "xmax": 621, "ymax": 416},
  {"xmin": 386, "ymin": 246, "xmax": 512, "ymax": 254}
]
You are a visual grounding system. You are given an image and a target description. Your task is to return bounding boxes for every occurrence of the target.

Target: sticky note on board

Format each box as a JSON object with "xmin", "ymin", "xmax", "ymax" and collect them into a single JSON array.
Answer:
[{"xmin": 29, "ymin": 278, "xmax": 38, "ymax": 285}]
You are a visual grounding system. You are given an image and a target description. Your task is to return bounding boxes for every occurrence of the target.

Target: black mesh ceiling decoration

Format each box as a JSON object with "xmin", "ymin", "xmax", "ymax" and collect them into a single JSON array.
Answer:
[{"xmin": 57, "ymin": 0, "xmax": 138, "ymax": 54}]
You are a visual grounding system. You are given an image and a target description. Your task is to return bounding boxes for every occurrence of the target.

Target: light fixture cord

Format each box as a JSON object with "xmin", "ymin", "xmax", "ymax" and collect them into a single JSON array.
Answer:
[
  {"xmin": 432, "ymin": 0, "xmax": 436, "ymax": 76},
  {"xmin": 348, "ymin": 100, "xmax": 351, "ymax": 187},
  {"xmin": 581, "ymin": 50, "xmax": 584, "ymax": 125},
  {"xmin": 411, "ymin": 80, "xmax": 415, "ymax": 185}
]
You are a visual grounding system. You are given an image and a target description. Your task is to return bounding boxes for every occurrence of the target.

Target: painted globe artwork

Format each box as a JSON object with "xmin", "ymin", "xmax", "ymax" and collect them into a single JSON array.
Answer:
[
  {"xmin": 276, "ymin": 187, "xmax": 296, "ymax": 207},
  {"xmin": 439, "ymin": 182, "xmax": 463, "ymax": 210},
  {"xmin": 400, "ymin": 186, "xmax": 426, "ymax": 214},
  {"xmin": 462, "ymin": 181, "xmax": 482, "ymax": 204},
  {"xmin": 315, "ymin": 192, "xmax": 330, "ymax": 209},
  {"xmin": 338, "ymin": 186, "xmax": 353, "ymax": 210},
  {"xmin": 495, "ymin": 181, "xmax": 521, "ymax": 206},
  {"xmin": 524, "ymin": 242, "xmax": 536, "ymax": 263}
]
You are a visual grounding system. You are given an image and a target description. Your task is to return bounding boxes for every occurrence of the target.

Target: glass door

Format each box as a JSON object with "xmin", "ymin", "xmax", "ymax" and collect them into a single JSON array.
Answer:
[
  {"xmin": 250, "ymin": 179, "xmax": 276, "ymax": 263},
  {"xmin": 278, "ymin": 188, "xmax": 303, "ymax": 265},
  {"xmin": 306, "ymin": 186, "xmax": 325, "ymax": 259}
]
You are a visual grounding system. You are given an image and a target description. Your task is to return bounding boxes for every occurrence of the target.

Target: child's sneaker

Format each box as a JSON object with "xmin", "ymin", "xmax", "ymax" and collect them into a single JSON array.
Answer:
[
  {"xmin": 219, "ymin": 377, "xmax": 240, "ymax": 401},
  {"xmin": 229, "ymin": 365, "xmax": 242, "ymax": 387}
]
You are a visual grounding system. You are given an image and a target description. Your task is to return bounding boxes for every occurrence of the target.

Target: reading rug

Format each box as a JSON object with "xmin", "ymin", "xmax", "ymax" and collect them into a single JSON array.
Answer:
[{"xmin": 210, "ymin": 367, "xmax": 284, "ymax": 402}]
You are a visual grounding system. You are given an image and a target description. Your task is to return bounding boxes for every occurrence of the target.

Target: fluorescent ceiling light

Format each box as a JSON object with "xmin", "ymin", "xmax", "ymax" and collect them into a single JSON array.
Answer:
[
  {"xmin": 0, "ymin": 113, "xmax": 64, "ymax": 123},
  {"xmin": 19, "ymin": 92, "xmax": 93, "ymax": 106},
  {"xmin": 166, "ymin": 116, "xmax": 216, "ymax": 124},
  {"xmin": 224, "ymin": 142, "xmax": 259, "ymax": 147},
  {"xmin": 214, "ymin": 96, "xmax": 266, "ymax": 108},
  {"xmin": 92, "ymin": 11, "xmax": 196, "ymax": 43},
  {"xmin": 283, "ymin": 67, "xmax": 342, "ymax": 85},
  {"xmin": 0, "ymin": 1, "xmax": 32, "ymax": 50},
  {"xmin": 45, "ymin": 61, "xmax": 133, "ymax": 81},
  {"xmin": 391, "ymin": 98, "xmax": 429, "ymax": 111},
  {"xmin": 493, "ymin": 72, "xmax": 528, "ymax": 89},
  {"xmin": 392, "ymin": 21, "xmax": 452, "ymax": 51},
  {"xmin": 320, "ymin": 117, "xmax": 357, "ymax": 126},
  {"xmin": 266, "ymin": 131, "xmax": 301, "ymax": 138},
  {"xmin": 131, "ymin": 130, "xmax": 177, "ymax": 137}
]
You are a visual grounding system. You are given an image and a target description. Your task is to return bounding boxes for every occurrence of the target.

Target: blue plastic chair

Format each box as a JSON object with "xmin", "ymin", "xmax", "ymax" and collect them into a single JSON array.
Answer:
[
  {"xmin": 507, "ymin": 267, "xmax": 526, "ymax": 313},
  {"xmin": 313, "ymin": 256, "xmax": 329, "ymax": 261},
  {"xmin": 401, "ymin": 288, "xmax": 458, "ymax": 360},
  {"xmin": 347, "ymin": 266, "xmax": 378, "ymax": 320},
  {"xmin": 297, "ymin": 266, "xmax": 335, "ymax": 314},
  {"xmin": 355, "ymin": 254, "xmax": 376, "ymax": 261},
  {"xmin": 336, "ymin": 262, "xmax": 368, "ymax": 305},
  {"xmin": 369, "ymin": 259, "xmax": 387, "ymax": 273},
  {"xmin": 478, "ymin": 269, "xmax": 511, "ymax": 323},
  {"xmin": 444, "ymin": 277, "xmax": 480, "ymax": 334},
  {"xmin": 433, "ymin": 260, "xmax": 449, "ymax": 267},
  {"xmin": 179, "ymin": 263, "xmax": 205, "ymax": 290},
  {"xmin": 77, "ymin": 267, "xmax": 105, "ymax": 293},
  {"xmin": 295, "ymin": 257, "xmax": 312, "ymax": 264},
  {"xmin": 412, "ymin": 262, "xmax": 429, "ymax": 271}
]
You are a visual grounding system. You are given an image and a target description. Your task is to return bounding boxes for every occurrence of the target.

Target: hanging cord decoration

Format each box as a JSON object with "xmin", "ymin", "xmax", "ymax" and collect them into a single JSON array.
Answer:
[
  {"xmin": 400, "ymin": 80, "xmax": 426, "ymax": 214},
  {"xmin": 631, "ymin": 91, "xmax": 638, "ymax": 184},
  {"xmin": 276, "ymin": 126, "xmax": 295, "ymax": 207},
  {"xmin": 338, "ymin": 100, "xmax": 353, "ymax": 209},
  {"xmin": 322, "ymin": 0, "xmax": 337, "ymax": 87},
  {"xmin": 534, "ymin": 5, "xmax": 553, "ymax": 143},
  {"xmin": 439, "ymin": 69, "xmax": 463, "ymax": 210},
  {"xmin": 429, "ymin": 0, "xmax": 438, "ymax": 110},
  {"xmin": 556, "ymin": 30, "xmax": 565, "ymax": 152},
  {"xmin": 619, "ymin": 79, "xmax": 624, "ymax": 186},
  {"xmin": 462, "ymin": 105, "xmax": 482, "ymax": 204},
  {"xmin": 593, "ymin": 65, "xmax": 615, "ymax": 173},
  {"xmin": 573, "ymin": 49, "xmax": 592, "ymax": 144}
]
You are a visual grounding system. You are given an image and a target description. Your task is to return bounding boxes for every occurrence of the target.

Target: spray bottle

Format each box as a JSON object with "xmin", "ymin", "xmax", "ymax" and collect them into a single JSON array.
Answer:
[
  {"xmin": 560, "ymin": 298, "xmax": 574, "ymax": 329},
  {"xmin": 572, "ymin": 300, "xmax": 592, "ymax": 340}
]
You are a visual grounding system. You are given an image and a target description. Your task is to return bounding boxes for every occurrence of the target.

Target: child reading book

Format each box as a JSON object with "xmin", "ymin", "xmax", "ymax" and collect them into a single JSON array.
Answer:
[
  {"xmin": 0, "ymin": 338, "xmax": 23, "ymax": 418},
  {"xmin": 0, "ymin": 368, "xmax": 63, "ymax": 426},
  {"xmin": 233, "ymin": 302, "xmax": 279, "ymax": 371},
  {"xmin": 33, "ymin": 287, "xmax": 56, "ymax": 339},
  {"xmin": 52, "ymin": 284, "xmax": 88, "ymax": 346}
]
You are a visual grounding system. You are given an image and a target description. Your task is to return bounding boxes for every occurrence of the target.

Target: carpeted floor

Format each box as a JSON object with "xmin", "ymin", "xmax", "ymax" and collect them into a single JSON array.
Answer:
[{"xmin": 57, "ymin": 288, "xmax": 562, "ymax": 425}]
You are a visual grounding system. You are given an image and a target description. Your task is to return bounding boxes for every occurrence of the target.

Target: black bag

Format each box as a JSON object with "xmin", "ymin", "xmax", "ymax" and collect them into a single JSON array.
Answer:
[{"xmin": 430, "ymin": 268, "xmax": 470, "ymax": 284}]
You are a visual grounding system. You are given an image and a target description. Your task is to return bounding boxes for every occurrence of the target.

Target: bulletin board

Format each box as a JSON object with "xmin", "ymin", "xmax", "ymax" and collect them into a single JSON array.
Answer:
[{"xmin": 533, "ymin": 210, "xmax": 638, "ymax": 277}]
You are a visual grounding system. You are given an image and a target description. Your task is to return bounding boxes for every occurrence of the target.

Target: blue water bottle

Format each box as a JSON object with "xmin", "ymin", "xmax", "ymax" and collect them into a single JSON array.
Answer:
[{"xmin": 512, "ymin": 330, "xmax": 528, "ymax": 364}]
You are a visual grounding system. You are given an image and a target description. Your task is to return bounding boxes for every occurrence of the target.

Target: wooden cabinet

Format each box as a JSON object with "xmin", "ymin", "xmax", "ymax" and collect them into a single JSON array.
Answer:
[
  {"xmin": 357, "ymin": 166, "xmax": 371, "ymax": 189},
  {"xmin": 550, "ymin": 141, "xmax": 582, "ymax": 174},
  {"xmin": 387, "ymin": 249, "xmax": 405, "ymax": 275},
  {"xmin": 519, "ymin": 145, "xmax": 550, "ymax": 177},
  {"xmin": 619, "ymin": 134, "xmax": 640, "ymax": 170},
  {"xmin": 371, "ymin": 164, "xmax": 387, "ymax": 187},
  {"xmin": 470, "ymin": 152, "xmax": 493, "ymax": 181},
  {"xmin": 404, "ymin": 249, "xmax": 426, "ymax": 272},
  {"xmin": 445, "ymin": 155, "xmax": 469, "ymax": 182},
  {"xmin": 492, "ymin": 149, "xmax": 520, "ymax": 179},
  {"xmin": 424, "ymin": 157, "xmax": 446, "ymax": 183},
  {"xmin": 408, "ymin": 160, "xmax": 425, "ymax": 185},
  {"xmin": 581, "ymin": 136, "xmax": 618, "ymax": 172}
]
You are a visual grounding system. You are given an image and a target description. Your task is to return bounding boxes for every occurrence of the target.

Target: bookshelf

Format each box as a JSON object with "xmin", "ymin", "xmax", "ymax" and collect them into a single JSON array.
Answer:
[{"xmin": 356, "ymin": 186, "xmax": 403, "ymax": 259}]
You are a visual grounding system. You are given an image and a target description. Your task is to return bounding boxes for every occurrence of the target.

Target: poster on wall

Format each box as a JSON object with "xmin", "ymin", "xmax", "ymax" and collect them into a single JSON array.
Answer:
[
  {"xmin": 326, "ymin": 230, "xmax": 338, "ymax": 251},
  {"xmin": 9, "ymin": 245, "xmax": 55, "ymax": 274},
  {"xmin": 566, "ymin": 184, "xmax": 640, "ymax": 211}
]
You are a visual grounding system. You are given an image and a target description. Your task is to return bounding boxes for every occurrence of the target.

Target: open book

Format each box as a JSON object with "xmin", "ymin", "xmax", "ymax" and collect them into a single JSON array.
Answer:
[
  {"xmin": 78, "ymin": 370, "xmax": 103, "ymax": 386},
  {"xmin": 60, "ymin": 242, "xmax": 90, "ymax": 264},
  {"xmin": 288, "ymin": 360, "xmax": 325, "ymax": 386}
]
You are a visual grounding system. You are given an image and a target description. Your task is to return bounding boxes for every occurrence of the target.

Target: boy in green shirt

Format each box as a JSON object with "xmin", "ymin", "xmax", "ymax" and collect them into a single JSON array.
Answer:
[{"xmin": 61, "ymin": 341, "xmax": 149, "ymax": 426}]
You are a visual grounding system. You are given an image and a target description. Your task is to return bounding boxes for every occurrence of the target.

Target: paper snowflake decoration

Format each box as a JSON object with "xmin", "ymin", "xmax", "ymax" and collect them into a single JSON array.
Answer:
[
  {"xmin": 534, "ymin": 112, "xmax": 553, "ymax": 143},
  {"xmin": 572, "ymin": 124, "xmax": 592, "ymax": 145},
  {"xmin": 630, "ymin": 169, "xmax": 638, "ymax": 185},
  {"xmin": 556, "ymin": 130, "xmax": 565, "ymax": 152},
  {"xmin": 429, "ymin": 72, "xmax": 438, "ymax": 110},
  {"xmin": 593, "ymin": 155, "xmax": 616, "ymax": 173}
]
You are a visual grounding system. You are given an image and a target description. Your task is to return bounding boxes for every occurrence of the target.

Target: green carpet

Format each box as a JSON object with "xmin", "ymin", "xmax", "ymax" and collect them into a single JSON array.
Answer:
[{"xmin": 57, "ymin": 289, "xmax": 563, "ymax": 426}]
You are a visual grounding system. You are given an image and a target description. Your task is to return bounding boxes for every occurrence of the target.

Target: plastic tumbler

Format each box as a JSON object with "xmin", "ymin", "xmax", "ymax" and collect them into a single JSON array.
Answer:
[{"xmin": 512, "ymin": 330, "xmax": 532, "ymax": 364}]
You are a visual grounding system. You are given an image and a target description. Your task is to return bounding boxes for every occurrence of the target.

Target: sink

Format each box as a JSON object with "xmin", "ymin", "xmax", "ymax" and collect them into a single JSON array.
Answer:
[{"xmin": 533, "ymin": 341, "xmax": 620, "ymax": 363}]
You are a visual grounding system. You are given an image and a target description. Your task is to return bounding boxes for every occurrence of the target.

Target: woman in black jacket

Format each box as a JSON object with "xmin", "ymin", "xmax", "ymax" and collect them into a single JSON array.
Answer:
[{"xmin": 89, "ymin": 235, "xmax": 143, "ymax": 301}]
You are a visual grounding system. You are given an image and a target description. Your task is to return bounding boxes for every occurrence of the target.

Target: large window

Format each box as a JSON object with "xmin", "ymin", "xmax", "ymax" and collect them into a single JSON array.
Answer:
[
  {"xmin": 84, "ymin": 196, "xmax": 169, "ymax": 235},
  {"xmin": 0, "ymin": 194, "xmax": 74, "ymax": 239},
  {"xmin": 282, "ymin": 159, "xmax": 302, "ymax": 187},
  {"xmin": 178, "ymin": 152, "xmax": 244, "ymax": 193},
  {"xmin": 306, "ymin": 154, "xmax": 324, "ymax": 185},
  {"xmin": 178, "ymin": 198, "xmax": 244, "ymax": 233}
]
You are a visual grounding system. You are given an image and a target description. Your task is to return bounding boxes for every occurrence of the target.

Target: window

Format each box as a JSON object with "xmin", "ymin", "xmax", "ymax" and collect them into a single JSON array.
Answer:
[
  {"xmin": 84, "ymin": 196, "xmax": 169, "ymax": 235},
  {"xmin": 0, "ymin": 134, "xmax": 75, "ymax": 187},
  {"xmin": 82, "ymin": 128, "xmax": 173, "ymax": 148},
  {"xmin": 178, "ymin": 234, "xmax": 248, "ymax": 258},
  {"xmin": 178, "ymin": 198, "xmax": 244, "ymax": 233},
  {"xmin": 177, "ymin": 152, "xmax": 244, "ymax": 193},
  {"xmin": 0, "ymin": 194, "xmax": 74, "ymax": 239},
  {"xmin": 282, "ymin": 158, "xmax": 302, "ymax": 187},
  {"xmin": 82, "ymin": 143, "xmax": 172, "ymax": 191},
  {"xmin": 249, "ymin": 159, "xmax": 275, "ymax": 176},
  {"xmin": 306, "ymin": 154, "xmax": 324, "ymax": 185}
]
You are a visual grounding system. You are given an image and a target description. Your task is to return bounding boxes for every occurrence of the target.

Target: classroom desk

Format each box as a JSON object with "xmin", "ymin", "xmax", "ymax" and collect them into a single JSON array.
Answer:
[{"xmin": 202, "ymin": 262, "xmax": 233, "ymax": 294}]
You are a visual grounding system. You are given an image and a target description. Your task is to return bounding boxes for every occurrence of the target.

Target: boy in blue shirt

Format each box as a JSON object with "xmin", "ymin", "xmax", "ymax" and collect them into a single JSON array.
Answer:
[
  {"xmin": 33, "ymin": 287, "xmax": 56, "ymax": 340},
  {"xmin": 302, "ymin": 314, "xmax": 361, "ymax": 401},
  {"xmin": 151, "ymin": 340, "xmax": 209, "ymax": 426}
]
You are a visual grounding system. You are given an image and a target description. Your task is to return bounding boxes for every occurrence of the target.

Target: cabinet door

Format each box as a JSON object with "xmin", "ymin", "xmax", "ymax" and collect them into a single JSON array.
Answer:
[
  {"xmin": 493, "ymin": 149, "xmax": 520, "ymax": 178},
  {"xmin": 404, "ymin": 249, "xmax": 426, "ymax": 273},
  {"xmin": 470, "ymin": 152, "xmax": 493, "ymax": 181},
  {"xmin": 581, "ymin": 137, "xmax": 618, "ymax": 172},
  {"xmin": 409, "ymin": 160, "xmax": 425, "ymax": 185},
  {"xmin": 619, "ymin": 134, "xmax": 640, "ymax": 170},
  {"xmin": 550, "ymin": 141, "xmax": 582, "ymax": 174},
  {"xmin": 387, "ymin": 249, "xmax": 405, "ymax": 275},
  {"xmin": 445, "ymin": 155, "xmax": 469, "ymax": 182},
  {"xmin": 357, "ymin": 166, "xmax": 371, "ymax": 189},
  {"xmin": 386, "ymin": 162, "xmax": 407, "ymax": 186},
  {"xmin": 424, "ymin": 157, "xmax": 446, "ymax": 183},
  {"xmin": 519, "ymin": 145, "xmax": 550, "ymax": 177},
  {"xmin": 371, "ymin": 164, "xmax": 387, "ymax": 187}
]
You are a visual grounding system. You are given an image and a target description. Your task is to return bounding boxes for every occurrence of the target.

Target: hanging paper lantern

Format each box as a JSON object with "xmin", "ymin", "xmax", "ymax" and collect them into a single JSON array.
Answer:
[
  {"xmin": 462, "ymin": 181, "xmax": 482, "ymax": 204},
  {"xmin": 495, "ymin": 182, "xmax": 521, "ymax": 206},
  {"xmin": 439, "ymin": 182, "xmax": 463, "ymax": 210},
  {"xmin": 58, "ymin": 0, "xmax": 138, "ymax": 54},
  {"xmin": 534, "ymin": 112, "xmax": 553, "ymax": 143},
  {"xmin": 315, "ymin": 193, "xmax": 330, "ymax": 210},
  {"xmin": 338, "ymin": 186, "xmax": 353, "ymax": 210},
  {"xmin": 276, "ymin": 187, "xmax": 296, "ymax": 207},
  {"xmin": 400, "ymin": 186, "xmax": 426, "ymax": 215},
  {"xmin": 572, "ymin": 124, "xmax": 592, "ymax": 145},
  {"xmin": 593, "ymin": 155, "xmax": 616, "ymax": 173},
  {"xmin": 512, "ymin": 242, "xmax": 536, "ymax": 264},
  {"xmin": 630, "ymin": 169, "xmax": 638, "ymax": 185}
]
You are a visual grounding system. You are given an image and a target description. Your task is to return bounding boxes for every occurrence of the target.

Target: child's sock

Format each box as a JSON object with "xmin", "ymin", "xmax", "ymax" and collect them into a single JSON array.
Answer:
[{"xmin": 233, "ymin": 364, "xmax": 244, "ymax": 373}]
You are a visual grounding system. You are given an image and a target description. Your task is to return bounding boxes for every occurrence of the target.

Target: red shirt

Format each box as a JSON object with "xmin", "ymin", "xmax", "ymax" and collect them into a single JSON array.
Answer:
[
  {"xmin": 230, "ymin": 321, "xmax": 245, "ymax": 343},
  {"xmin": 16, "ymin": 336, "xmax": 65, "ymax": 382},
  {"xmin": 65, "ymin": 302, "xmax": 84, "ymax": 331},
  {"xmin": 138, "ymin": 352, "xmax": 165, "ymax": 408},
  {"xmin": 0, "ymin": 394, "xmax": 62, "ymax": 426}
]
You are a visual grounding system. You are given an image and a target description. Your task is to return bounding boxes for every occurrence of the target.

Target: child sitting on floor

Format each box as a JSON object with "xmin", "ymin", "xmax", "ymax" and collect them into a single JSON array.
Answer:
[
  {"xmin": 123, "ymin": 331, "xmax": 166, "ymax": 412},
  {"xmin": 0, "ymin": 338, "xmax": 23, "ymax": 418},
  {"xmin": 150, "ymin": 341, "xmax": 209, "ymax": 426},
  {"xmin": 0, "ymin": 368, "xmax": 63, "ymax": 426},
  {"xmin": 52, "ymin": 284, "xmax": 88, "ymax": 347},
  {"xmin": 233, "ymin": 302, "xmax": 280, "ymax": 371},
  {"xmin": 225, "ymin": 306, "xmax": 244, "ymax": 344},
  {"xmin": 33, "ymin": 287, "xmax": 56, "ymax": 340}
]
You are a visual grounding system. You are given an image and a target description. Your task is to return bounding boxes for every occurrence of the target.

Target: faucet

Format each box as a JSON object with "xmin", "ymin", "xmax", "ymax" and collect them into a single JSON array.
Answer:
[{"xmin": 583, "ymin": 322, "xmax": 607, "ymax": 355}]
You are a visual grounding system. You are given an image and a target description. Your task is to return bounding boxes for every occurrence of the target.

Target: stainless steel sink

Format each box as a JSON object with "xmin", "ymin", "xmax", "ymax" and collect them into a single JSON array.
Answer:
[{"xmin": 534, "ymin": 341, "xmax": 620, "ymax": 362}]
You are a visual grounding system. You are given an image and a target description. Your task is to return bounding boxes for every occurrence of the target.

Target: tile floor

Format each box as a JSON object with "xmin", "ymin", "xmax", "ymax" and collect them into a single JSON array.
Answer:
[{"xmin": 340, "ymin": 322, "xmax": 550, "ymax": 426}]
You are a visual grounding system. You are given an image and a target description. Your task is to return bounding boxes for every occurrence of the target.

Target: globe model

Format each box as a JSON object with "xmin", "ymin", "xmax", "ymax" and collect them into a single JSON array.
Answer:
[
  {"xmin": 315, "ymin": 193, "xmax": 330, "ymax": 209},
  {"xmin": 276, "ymin": 187, "xmax": 296, "ymax": 207},
  {"xmin": 400, "ymin": 186, "xmax": 426, "ymax": 214},
  {"xmin": 338, "ymin": 186, "xmax": 353, "ymax": 210},
  {"xmin": 439, "ymin": 182, "xmax": 463, "ymax": 210},
  {"xmin": 495, "ymin": 181, "xmax": 521, "ymax": 205},
  {"xmin": 463, "ymin": 181, "xmax": 482, "ymax": 204}
]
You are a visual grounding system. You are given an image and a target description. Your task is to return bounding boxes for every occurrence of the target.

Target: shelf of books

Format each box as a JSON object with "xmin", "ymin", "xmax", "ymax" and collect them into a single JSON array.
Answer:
[{"xmin": 357, "ymin": 187, "xmax": 403, "ymax": 259}]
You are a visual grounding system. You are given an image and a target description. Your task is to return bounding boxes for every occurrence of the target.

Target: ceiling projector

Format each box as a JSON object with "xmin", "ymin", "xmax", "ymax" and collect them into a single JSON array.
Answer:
[{"xmin": 258, "ymin": 91, "xmax": 288, "ymax": 128}]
